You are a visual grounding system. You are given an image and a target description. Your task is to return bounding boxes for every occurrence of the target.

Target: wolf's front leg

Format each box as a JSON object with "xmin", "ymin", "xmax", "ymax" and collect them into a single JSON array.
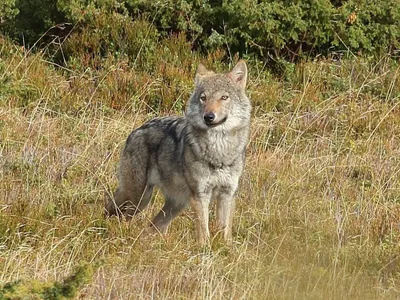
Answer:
[
  {"xmin": 216, "ymin": 190, "xmax": 236, "ymax": 244},
  {"xmin": 152, "ymin": 197, "xmax": 188, "ymax": 234},
  {"xmin": 190, "ymin": 196, "xmax": 211, "ymax": 245}
]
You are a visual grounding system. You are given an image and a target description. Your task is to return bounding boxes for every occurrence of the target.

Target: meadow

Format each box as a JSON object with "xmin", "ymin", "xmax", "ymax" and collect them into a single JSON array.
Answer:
[{"xmin": 1, "ymin": 32, "xmax": 400, "ymax": 299}]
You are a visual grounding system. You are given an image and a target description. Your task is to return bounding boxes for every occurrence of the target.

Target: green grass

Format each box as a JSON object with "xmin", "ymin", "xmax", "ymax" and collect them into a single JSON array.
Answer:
[{"xmin": 1, "ymin": 36, "xmax": 400, "ymax": 299}]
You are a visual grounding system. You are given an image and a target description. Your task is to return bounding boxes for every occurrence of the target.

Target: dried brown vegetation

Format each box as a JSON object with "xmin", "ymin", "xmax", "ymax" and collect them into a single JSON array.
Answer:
[{"xmin": 1, "ymin": 34, "xmax": 400, "ymax": 299}]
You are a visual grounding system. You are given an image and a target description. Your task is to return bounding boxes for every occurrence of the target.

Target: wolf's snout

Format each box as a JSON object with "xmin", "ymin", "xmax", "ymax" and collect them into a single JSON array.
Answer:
[{"xmin": 203, "ymin": 112, "xmax": 215, "ymax": 124}]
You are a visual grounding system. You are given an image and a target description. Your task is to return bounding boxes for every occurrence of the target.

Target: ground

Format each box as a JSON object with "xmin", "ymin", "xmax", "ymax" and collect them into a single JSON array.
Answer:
[{"xmin": 1, "ymin": 41, "xmax": 400, "ymax": 299}]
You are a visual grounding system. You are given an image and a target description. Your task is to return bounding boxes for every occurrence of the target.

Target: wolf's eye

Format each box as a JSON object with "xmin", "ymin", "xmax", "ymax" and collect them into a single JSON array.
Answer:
[
  {"xmin": 221, "ymin": 95, "xmax": 228, "ymax": 100},
  {"xmin": 200, "ymin": 95, "xmax": 206, "ymax": 102}
]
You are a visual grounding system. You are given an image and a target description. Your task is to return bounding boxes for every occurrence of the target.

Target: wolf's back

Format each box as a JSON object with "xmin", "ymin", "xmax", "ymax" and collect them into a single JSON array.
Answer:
[{"xmin": 122, "ymin": 116, "xmax": 188, "ymax": 173}]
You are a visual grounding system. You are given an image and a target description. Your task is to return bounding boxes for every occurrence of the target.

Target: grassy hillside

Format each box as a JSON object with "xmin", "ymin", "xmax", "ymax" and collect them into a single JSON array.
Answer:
[{"xmin": 1, "ymin": 35, "xmax": 400, "ymax": 299}]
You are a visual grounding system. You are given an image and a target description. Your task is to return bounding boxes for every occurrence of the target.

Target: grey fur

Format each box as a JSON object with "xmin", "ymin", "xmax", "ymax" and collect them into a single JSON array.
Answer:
[{"xmin": 105, "ymin": 60, "xmax": 252, "ymax": 245}]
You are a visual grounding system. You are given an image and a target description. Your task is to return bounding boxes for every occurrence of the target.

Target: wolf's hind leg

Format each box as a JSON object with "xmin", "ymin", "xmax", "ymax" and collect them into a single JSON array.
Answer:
[
  {"xmin": 151, "ymin": 197, "xmax": 188, "ymax": 233},
  {"xmin": 105, "ymin": 129, "xmax": 152, "ymax": 219},
  {"xmin": 124, "ymin": 185, "xmax": 154, "ymax": 219},
  {"xmin": 105, "ymin": 149, "xmax": 152, "ymax": 219},
  {"xmin": 105, "ymin": 187, "xmax": 128, "ymax": 218},
  {"xmin": 105, "ymin": 184, "xmax": 154, "ymax": 219}
]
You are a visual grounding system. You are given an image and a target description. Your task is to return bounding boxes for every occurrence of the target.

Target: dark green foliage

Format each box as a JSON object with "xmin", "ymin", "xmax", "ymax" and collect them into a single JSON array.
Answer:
[
  {"xmin": 1, "ymin": 0, "xmax": 65, "ymax": 46},
  {"xmin": 1, "ymin": 0, "xmax": 400, "ymax": 62},
  {"xmin": 0, "ymin": 0, "xmax": 19, "ymax": 24},
  {"xmin": 335, "ymin": 0, "xmax": 400, "ymax": 55},
  {"xmin": 120, "ymin": 0, "xmax": 400, "ymax": 60}
]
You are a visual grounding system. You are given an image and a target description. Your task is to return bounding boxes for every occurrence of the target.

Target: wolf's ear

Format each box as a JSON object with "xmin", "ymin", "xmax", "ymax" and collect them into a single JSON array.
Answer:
[
  {"xmin": 197, "ymin": 63, "xmax": 209, "ymax": 76},
  {"xmin": 228, "ymin": 60, "xmax": 247, "ymax": 90},
  {"xmin": 195, "ymin": 63, "xmax": 211, "ymax": 85}
]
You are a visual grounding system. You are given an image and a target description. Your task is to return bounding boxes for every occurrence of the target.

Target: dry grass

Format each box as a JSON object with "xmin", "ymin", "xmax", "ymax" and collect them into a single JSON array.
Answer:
[{"xmin": 1, "ymin": 37, "xmax": 400, "ymax": 299}]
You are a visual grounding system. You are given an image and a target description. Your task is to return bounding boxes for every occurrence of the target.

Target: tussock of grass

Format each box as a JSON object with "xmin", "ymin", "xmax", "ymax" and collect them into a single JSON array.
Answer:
[
  {"xmin": 1, "ymin": 35, "xmax": 400, "ymax": 299},
  {"xmin": 0, "ymin": 262, "xmax": 100, "ymax": 299}
]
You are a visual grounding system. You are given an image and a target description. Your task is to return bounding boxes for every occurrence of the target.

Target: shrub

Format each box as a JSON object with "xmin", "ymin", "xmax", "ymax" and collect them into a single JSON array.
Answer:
[
  {"xmin": 335, "ymin": 0, "xmax": 400, "ymax": 55},
  {"xmin": 123, "ymin": 0, "xmax": 400, "ymax": 60},
  {"xmin": 0, "ymin": 0, "xmax": 19, "ymax": 24},
  {"xmin": 0, "ymin": 262, "xmax": 100, "ymax": 299},
  {"xmin": 1, "ymin": 0, "xmax": 64, "ymax": 46},
  {"xmin": 2, "ymin": 0, "xmax": 400, "ymax": 63}
]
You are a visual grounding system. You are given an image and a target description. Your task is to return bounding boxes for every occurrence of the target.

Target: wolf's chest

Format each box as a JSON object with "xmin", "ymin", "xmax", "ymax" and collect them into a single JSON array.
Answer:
[{"xmin": 198, "ymin": 131, "xmax": 243, "ymax": 167}]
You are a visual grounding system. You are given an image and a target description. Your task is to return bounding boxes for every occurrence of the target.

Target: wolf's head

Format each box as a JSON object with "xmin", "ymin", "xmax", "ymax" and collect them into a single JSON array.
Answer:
[{"xmin": 186, "ymin": 60, "xmax": 252, "ymax": 131}]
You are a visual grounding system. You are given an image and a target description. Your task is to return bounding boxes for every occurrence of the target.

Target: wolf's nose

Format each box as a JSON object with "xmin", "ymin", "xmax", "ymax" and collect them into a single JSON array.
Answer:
[{"xmin": 204, "ymin": 112, "xmax": 215, "ymax": 124}]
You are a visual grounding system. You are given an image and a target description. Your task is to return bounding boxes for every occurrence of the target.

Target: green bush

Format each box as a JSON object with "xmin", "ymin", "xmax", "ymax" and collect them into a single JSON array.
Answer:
[
  {"xmin": 1, "ymin": 0, "xmax": 400, "ymax": 63},
  {"xmin": 123, "ymin": 0, "xmax": 400, "ymax": 60},
  {"xmin": 336, "ymin": 0, "xmax": 400, "ymax": 55},
  {"xmin": 0, "ymin": 262, "xmax": 100, "ymax": 299},
  {"xmin": 0, "ymin": 0, "xmax": 19, "ymax": 24},
  {"xmin": 1, "ymin": 0, "xmax": 64, "ymax": 46}
]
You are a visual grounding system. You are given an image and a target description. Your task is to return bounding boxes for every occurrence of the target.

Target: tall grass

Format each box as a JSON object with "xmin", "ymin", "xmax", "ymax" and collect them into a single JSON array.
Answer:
[{"xmin": 1, "ymin": 34, "xmax": 399, "ymax": 299}]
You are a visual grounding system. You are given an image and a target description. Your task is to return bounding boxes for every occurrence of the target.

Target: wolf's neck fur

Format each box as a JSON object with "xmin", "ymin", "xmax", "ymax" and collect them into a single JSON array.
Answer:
[{"xmin": 187, "ymin": 123, "xmax": 249, "ymax": 168}]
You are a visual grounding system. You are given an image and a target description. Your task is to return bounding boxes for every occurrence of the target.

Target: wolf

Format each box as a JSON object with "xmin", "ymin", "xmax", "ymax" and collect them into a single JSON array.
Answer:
[{"xmin": 105, "ymin": 60, "xmax": 252, "ymax": 245}]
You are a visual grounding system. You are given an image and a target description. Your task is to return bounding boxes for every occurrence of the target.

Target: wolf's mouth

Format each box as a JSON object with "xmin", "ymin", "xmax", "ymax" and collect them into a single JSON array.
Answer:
[{"xmin": 206, "ymin": 116, "xmax": 227, "ymax": 127}]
